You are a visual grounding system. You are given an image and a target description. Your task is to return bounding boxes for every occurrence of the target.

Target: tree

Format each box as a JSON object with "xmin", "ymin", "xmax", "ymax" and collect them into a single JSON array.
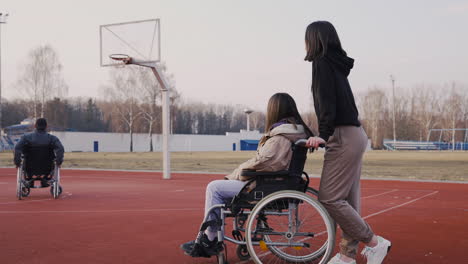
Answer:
[
  {"xmin": 137, "ymin": 63, "xmax": 177, "ymax": 151},
  {"xmin": 104, "ymin": 67, "xmax": 143, "ymax": 152},
  {"xmin": 443, "ymin": 83, "xmax": 463, "ymax": 150},
  {"xmin": 412, "ymin": 85, "xmax": 440, "ymax": 141},
  {"xmin": 16, "ymin": 45, "xmax": 68, "ymax": 118},
  {"xmin": 249, "ymin": 111, "xmax": 265, "ymax": 132},
  {"xmin": 0, "ymin": 99, "xmax": 29, "ymax": 127},
  {"xmin": 169, "ymin": 88, "xmax": 181, "ymax": 134},
  {"xmin": 44, "ymin": 97, "xmax": 69, "ymax": 129},
  {"xmin": 137, "ymin": 67, "xmax": 160, "ymax": 151},
  {"xmin": 360, "ymin": 88, "xmax": 388, "ymax": 149},
  {"xmin": 83, "ymin": 98, "xmax": 107, "ymax": 132}
]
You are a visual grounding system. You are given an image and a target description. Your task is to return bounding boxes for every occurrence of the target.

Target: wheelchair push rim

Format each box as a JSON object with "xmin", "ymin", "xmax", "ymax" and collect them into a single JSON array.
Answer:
[
  {"xmin": 245, "ymin": 191, "xmax": 335, "ymax": 264},
  {"xmin": 16, "ymin": 168, "xmax": 23, "ymax": 200},
  {"xmin": 51, "ymin": 167, "xmax": 62, "ymax": 199}
]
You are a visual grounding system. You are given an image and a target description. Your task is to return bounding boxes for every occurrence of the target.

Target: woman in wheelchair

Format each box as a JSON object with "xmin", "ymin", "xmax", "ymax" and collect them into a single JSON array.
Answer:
[{"xmin": 180, "ymin": 93, "xmax": 314, "ymax": 258}]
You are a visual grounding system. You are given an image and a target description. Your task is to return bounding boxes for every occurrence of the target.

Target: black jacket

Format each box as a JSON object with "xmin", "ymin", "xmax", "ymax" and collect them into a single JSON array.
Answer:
[
  {"xmin": 311, "ymin": 49, "xmax": 361, "ymax": 142},
  {"xmin": 14, "ymin": 130, "xmax": 64, "ymax": 167}
]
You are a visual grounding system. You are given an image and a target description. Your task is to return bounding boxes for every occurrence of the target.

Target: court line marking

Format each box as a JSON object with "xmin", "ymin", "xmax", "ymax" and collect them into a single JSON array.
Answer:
[
  {"xmin": 0, "ymin": 190, "xmax": 439, "ymax": 217},
  {"xmin": 362, "ymin": 189, "xmax": 398, "ymax": 199},
  {"xmin": 0, "ymin": 168, "xmax": 466, "ymax": 183},
  {"xmin": 362, "ymin": 190, "xmax": 439, "ymax": 220},
  {"xmin": 0, "ymin": 207, "xmax": 202, "ymax": 214},
  {"xmin": 0, "ymin": 192, "xmax": 73, "ymax": 205},
  {"xmin": 0, "ymin": 190, "xmax": 398, "ymax": 209}
]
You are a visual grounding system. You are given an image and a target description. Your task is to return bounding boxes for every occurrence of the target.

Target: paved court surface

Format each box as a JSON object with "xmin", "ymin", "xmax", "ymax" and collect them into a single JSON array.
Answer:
[{"xmin": 0, "ymin": 168, "xmax": 466, "ymax": 263}]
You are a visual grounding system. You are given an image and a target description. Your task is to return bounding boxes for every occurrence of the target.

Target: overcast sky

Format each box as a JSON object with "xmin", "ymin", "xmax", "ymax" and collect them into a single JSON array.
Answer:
[{"xmin": 1, "ymin": 0, "xmax": 468, "ymax": 112}]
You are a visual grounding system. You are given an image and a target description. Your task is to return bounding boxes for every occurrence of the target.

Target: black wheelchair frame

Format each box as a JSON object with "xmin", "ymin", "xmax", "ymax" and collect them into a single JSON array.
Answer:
[
  {"xmin": 190, "ymin": 139, "xmax": 335, "ymax": 264},
  {"xmin": 16, "ymin": 145, "xmax": 63, "ymax": 200}
]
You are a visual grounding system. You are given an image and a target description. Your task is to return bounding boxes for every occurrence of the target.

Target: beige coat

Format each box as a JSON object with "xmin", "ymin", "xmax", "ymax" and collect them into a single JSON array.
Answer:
[{"xmin": 225, "ymin": 124, "xmax": 307, "ymax": 181}]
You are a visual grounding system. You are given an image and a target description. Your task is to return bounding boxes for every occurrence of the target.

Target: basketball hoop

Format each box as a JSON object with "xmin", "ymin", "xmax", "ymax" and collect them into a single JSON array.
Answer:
[
  {"xmin": 100, "ymin": 19, "xmax": 170, "ymax": 179},
  {"xmin": 109, "ymin": 54, "xmax": 132, "ymax": 65}
]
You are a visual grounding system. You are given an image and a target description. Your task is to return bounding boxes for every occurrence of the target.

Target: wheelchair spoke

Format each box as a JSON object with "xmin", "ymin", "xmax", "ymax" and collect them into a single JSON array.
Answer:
[{"xmin": 246, "ymin": 191, "xmax": 335, "ymax": 264}]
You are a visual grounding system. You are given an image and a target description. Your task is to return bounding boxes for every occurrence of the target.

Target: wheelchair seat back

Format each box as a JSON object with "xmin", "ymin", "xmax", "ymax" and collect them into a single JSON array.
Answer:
[
  {"xmin": 287, "ymin": 143, "xmax": 308, "ymax": 178},
  {"xmin": 230, "ymin": 142, "xmax": 309, "ymax": 213},
  {"xmin": 23, "ymin": 144, "xmax": 56, "ymax": 177}
]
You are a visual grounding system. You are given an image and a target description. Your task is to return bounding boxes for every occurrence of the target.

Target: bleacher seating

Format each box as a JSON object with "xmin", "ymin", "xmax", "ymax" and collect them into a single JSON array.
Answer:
[
  {"xmin": 383, "ymin": 140, "xmax": 468, "ymax": 150},
  {"xmin": 0, "ymin": 135, "xmax": 19, "ymax": 151}
]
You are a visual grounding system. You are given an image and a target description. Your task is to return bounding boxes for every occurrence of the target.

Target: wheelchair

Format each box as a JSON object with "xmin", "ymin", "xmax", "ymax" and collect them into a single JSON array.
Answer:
[
  {"xmin": 190, "ymin": 139, "xmax": 335, "ymax": 264},
  {"xmin": 16, "ymin": 145, "xmax": 63, "ymax": 200}
]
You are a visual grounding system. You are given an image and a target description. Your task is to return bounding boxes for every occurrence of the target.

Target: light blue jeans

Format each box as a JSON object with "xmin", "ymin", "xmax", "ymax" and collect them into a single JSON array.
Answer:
[{"xmin": 204, "ymin": 179, "xmax": 246, "ymax": 240}]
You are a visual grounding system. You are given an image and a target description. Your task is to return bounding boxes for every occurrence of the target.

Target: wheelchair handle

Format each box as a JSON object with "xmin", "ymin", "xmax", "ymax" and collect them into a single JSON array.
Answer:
[{"xmin": 295, "ymin": 139, "xmax": 325, "ymax": 148}]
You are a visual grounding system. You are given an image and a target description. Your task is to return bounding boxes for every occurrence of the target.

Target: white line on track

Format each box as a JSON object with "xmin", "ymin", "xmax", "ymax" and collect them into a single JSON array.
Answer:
[
  {"xmin": 0, "ymin": 207, "xmax": 203, "ymax": 214},
  {"xmin": 362, "ymin": 189, "xmax": 398, "ymax": 199},
  {"xmin": 0, "ymin": 192, "xmax": 73, "ymax": 205},
  {"xmin": 362, "ymin": 190, "xmax": 439, "ymax": 220},
  {"xmin": 2, "ymin": 167, "xmax": 466, "ymax": 183}
]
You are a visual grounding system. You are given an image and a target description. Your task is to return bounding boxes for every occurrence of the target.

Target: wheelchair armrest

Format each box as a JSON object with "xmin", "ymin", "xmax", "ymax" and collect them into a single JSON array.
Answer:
[{"xmin": 240, "ymin": 169, "xmax": 290, "ymax": 177}]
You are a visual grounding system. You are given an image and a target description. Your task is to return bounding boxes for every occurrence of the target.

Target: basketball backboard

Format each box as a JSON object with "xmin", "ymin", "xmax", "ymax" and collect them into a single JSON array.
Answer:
[
  {"xmin": 99, "ymin": 18, "xmax": 171, "ymax": 180},
  {"xmin": 99, "ymin": 19, "xmax": 160, "ymax": 67}
]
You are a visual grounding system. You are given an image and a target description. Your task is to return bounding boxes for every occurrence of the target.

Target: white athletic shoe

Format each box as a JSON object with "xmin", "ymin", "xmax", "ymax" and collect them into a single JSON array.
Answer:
[
  {"xmin": 361, "ymin": 236, "xmax": 392, "ymax": 264},
  {"xmin": 327, "ymin": 253, "xmax": 356, "ymax": 264}
]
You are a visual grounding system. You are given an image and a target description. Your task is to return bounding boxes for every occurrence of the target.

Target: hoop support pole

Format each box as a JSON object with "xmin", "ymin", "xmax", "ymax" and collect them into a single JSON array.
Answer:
[
  {"xmin": 113, "ymin": 58, "xmax": 171, "ymax": 179},
  {"xmin": 150, "ymin": 66, "xmax": 171, "ymax": 179}
]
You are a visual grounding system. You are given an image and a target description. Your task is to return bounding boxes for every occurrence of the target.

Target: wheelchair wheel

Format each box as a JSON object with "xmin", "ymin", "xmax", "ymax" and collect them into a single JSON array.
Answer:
[
  {"xmin": 21, "ymin": 187, "xmax": 31, "ymax": 197},
  {"xmin": 306, "ymin": 187, "xmax": 319, "ymax": 197},
  {"xmin": 236, "ymin": 244, "xmax": 250, "ymax": 261},
  {"xmin": 16, "ymin": 168, "xmax": 24, "ymax": 200},
  {"xmin": 50, "ymin": 166, "xmax": 62, "ymax": 199},
  {"xmin": 216, "ymin": 246, "xmax": 228, "ymax": 264},
  {"xmin": 50, "ymin": 184, "xmax": 63, "ymax": 199},
  {"xmin": 245, "ymin": 191, "xmax": 335, "ymax": 264}
]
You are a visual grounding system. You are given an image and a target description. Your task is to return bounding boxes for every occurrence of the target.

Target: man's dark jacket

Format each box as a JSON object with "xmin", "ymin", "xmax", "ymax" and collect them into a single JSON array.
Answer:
[
  {"xmin": 14, "ymin": 130, "xmax": 64, "ymax": 167},
  {"xmin": 311, "ymin": 48, "xmax": 361, "ymax": 142}
]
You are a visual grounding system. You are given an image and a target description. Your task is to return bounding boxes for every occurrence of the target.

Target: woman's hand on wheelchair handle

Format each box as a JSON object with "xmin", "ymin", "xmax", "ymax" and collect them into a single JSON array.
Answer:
[{"xmin": 306, "ymin": 136, "xmax": 326, "ymax": 149}]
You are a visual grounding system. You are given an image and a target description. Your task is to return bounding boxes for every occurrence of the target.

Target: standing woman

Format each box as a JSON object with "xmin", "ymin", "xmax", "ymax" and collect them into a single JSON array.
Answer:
[{"xmin": 304, "ymin": 21, "xmax": 391, "ymax": 264}]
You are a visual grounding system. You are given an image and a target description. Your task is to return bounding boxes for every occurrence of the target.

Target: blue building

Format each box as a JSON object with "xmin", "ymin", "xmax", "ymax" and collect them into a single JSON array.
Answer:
[{"xmin": 240, "ymin": 139, "xmax": 259, "ymax": 151}]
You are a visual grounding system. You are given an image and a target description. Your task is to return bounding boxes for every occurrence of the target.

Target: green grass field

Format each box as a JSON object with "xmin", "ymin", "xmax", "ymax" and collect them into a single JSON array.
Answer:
[{"xmin": 1, "ymin": 151, "xmax": 467, "ymax": 181}]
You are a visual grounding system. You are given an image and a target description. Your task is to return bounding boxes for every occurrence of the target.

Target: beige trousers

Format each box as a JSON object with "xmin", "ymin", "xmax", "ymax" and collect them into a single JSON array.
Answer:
[{"xmin": 318, "ymin": 126, "xmax": 374, "ymax": 258}]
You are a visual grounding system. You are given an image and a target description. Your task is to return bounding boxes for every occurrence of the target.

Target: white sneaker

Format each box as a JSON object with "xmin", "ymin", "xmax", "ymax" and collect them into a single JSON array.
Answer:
[
  {"xmin": 327, "ymin": 253, "xmax": 356, "ymax": 264},
  {"xmin": 361, "ymin": 236, "xmax": 392, "ymax": 264}
]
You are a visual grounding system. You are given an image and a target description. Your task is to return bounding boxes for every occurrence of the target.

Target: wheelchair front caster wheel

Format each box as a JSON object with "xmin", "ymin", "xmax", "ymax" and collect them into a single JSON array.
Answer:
[
  {"xmin": 21, "ymin": 187, "xmax": 30, "ymax": 197},
  {"xmin": 217, "ymin": 251, "xmax": 228, "ymax": 264},
  {"xmin": 50, "ymin": 185, "xmax": 63, "ymax": 198},
  {"xmin": 236, "ymin": 244, "xmax": 250, "ymax": 261}
]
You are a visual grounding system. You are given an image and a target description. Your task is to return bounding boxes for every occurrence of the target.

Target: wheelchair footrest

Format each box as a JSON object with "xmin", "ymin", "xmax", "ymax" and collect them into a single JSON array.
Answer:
[
  {"xmin": 199, "ymin": 219, "xmax": 222, "ymax": 232},
  {"xmin": 187, "ymin": 241, "xmax": 224, "ymax": 258},
  {"xmin": 232, "ymin": 230, "xmax": 243, "ymax": 241}
]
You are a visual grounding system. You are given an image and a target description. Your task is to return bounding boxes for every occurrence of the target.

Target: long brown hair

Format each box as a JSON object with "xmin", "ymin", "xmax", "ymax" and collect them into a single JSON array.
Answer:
[
  {"xmin": 263, "ymin": 93, "xmax": 313, "ymax": 139},
  {"xmin": 304, "ymin": 21, "xmax": 346, "ymax": 62}
]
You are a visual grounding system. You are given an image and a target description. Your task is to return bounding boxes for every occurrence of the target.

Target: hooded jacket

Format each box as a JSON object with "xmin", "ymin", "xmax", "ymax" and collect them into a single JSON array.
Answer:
[
  {"xmin": 312, "ymin": 49, "xmax": 361, "ymax": 142},
  {"xmin": 225, "ymin": 123, "xmax": 307, "ymax": 181}
]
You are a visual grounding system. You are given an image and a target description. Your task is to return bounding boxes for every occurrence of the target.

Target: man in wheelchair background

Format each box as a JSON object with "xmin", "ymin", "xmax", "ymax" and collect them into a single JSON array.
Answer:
[
  {"xmin": 180, "ymin": 93, "xmax": 314, "ymax": 258},
  {"xmin": 14, "ymin": 118, "xmax": 64, "ymax": 190}
]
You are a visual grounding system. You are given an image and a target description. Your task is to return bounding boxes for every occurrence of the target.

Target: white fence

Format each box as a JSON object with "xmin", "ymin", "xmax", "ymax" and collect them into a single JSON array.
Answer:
[{"xmin": 50, "ymin": 130, "xmax": 262, "ymax": 152}]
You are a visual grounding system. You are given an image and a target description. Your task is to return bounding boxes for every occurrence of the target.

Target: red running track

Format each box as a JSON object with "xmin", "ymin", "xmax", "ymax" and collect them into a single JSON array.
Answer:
[{"xmin": 0, "ymin": 168, "xmax": 467, "ymax": 264}]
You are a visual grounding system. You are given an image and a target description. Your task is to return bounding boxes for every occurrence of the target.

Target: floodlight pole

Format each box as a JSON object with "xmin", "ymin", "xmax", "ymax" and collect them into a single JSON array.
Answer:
[
  {"xmin": 131, "ymin": 60, "xmax": 171, "ymax": 179},
  {"xmin": 390, "ymin": 75, "xmax": 396, "ymax": 148},
  {"xmin": 244, "ymin": 109, "xmax": 253, "ymax": 131},
  {"xmin": 0, "ymin": 13, "xmax": 9, "ymax": 136}
]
